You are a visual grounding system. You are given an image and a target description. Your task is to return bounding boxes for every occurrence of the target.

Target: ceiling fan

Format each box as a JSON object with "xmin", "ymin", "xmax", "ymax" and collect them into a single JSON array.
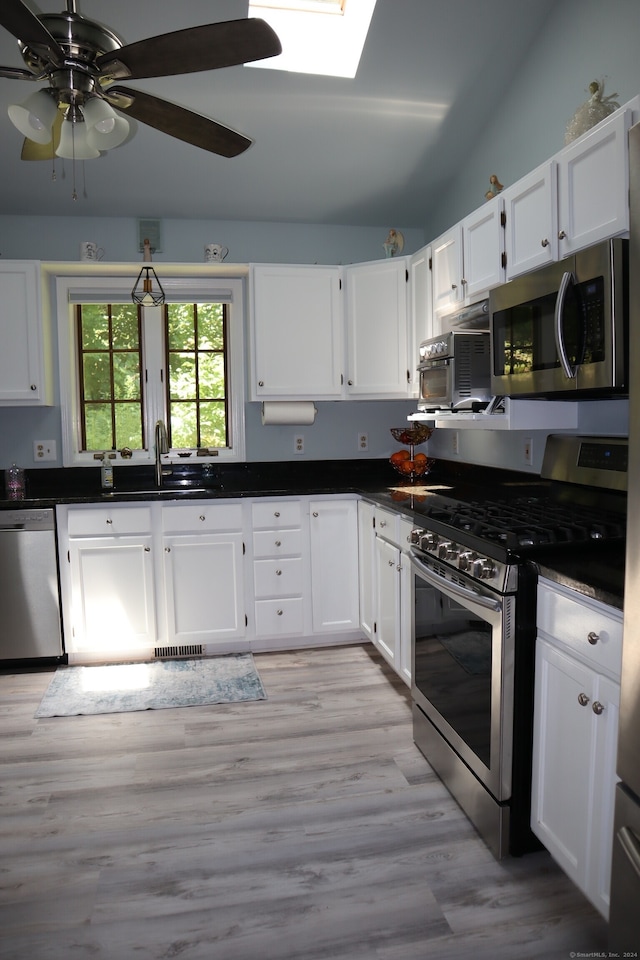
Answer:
[{"xmin": 0, "ymin": 0, "xmax": 282, "ymax": 161}]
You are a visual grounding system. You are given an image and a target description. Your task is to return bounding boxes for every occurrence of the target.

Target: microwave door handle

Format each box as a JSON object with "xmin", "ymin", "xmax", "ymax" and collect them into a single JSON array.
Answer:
[{"xmin": 555, "ymin": 270, "xmax": 577, "ymax": 379}]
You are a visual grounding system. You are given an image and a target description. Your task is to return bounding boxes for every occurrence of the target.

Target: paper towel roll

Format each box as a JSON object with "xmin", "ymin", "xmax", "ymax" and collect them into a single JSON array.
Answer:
[{"xmin": 261, "ymin": 401, "xmax": 317, "ymax": 425}]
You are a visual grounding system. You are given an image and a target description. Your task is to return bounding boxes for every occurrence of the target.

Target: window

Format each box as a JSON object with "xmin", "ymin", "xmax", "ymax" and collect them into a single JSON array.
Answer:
[
  {"xmin": 56, "ymin": 274, "xmax": 246, "ymax": 467},
  {"xmin": 247, "ymin": 0, "xmax": 376, "ymax": 78}
]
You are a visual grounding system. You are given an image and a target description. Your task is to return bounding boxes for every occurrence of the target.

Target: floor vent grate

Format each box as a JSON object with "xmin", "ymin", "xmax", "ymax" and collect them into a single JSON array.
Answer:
[{"xmin": 154, "ymin": 644, "xmax": 204, "ymax": 659}]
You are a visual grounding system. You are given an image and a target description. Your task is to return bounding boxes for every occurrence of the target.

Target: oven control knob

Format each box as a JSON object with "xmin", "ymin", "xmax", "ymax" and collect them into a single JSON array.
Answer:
[
  {"xmin": 458, "ymin": 549, "xmax": 474, "ymax": 571},
  {"xmin": 437, "ymin": 540, "xmax": 458, "ymax": 561},
  {"xmin": 420, "ymin": 531, "xmax": 439, "ymax": 551},
  {"xmin": 471, "ymin": 556, "xmax": 496, "ymax": 580},
  {"xmin": 410, "ymin": 528, "xmax": 423, "ymax": 546}
]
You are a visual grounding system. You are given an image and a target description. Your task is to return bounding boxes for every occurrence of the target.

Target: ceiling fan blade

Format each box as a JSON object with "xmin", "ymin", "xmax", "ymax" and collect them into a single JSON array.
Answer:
[
  {"xmin": 106, "ymin": 86, "xmax": 252, "ymax": 158},
  {"xmin": 96, "ymin": 18, "xmax": 281, "ymax": 81},
  {"xmin": 0, "ymin": 0, "xmax": 65, "ymax": 65}
]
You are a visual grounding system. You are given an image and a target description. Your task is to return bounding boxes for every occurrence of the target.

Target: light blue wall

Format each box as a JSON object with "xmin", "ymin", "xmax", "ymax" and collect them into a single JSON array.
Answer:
[
  {"xmin": 0, "ymin": 217, "xmax": 425, "ymax": 470},
  {"xmin": 426, "ymin": 0, "xmax": 640, "ymax": 238}
]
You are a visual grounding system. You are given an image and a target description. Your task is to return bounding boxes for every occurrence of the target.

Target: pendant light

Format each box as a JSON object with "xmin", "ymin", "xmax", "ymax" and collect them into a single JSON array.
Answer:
[{"xmin": 132, "ymin": 239, "xmax": 165, "ymax": 307}]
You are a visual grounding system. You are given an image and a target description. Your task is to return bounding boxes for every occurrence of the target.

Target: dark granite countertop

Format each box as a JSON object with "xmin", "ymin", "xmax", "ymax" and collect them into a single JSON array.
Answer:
[{"xmin": 532, "ymin": 544, "xmax": 625, "ymax": 610}]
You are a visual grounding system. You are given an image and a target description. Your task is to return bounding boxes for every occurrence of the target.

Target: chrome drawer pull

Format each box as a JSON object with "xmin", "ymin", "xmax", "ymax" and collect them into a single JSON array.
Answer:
[
  {"xmin": 592, "ymin": 701, "xmax": 604, "ymax": 716},
  {"xmin": 587, "ymin": 631, "xmax": 599, "ymax": 645},
  {"xmin": 276, "ymin": 569, "xmax": 282, "ymax": 576},
  {"xmin": 277, "ymin": 609, "xmax": 283, "ymax": 616},
  {"xmin": 578, "ymin": 692, "xmax": 590, "ymax": 707},
  {"xmin": 275, "ymin": 540, "xmax": 281, "ymax": 547}
]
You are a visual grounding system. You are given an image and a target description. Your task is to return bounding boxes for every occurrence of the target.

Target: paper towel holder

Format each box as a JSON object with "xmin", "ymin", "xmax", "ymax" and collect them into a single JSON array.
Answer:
[{"xmin": 261, "ymin": 401, "xmax": 318, "ymax": 426}]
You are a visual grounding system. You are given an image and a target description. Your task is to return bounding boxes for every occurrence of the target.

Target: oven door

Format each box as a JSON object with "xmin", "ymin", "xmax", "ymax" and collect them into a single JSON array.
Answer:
[
  {"xmin": 411, "ymin": 552, "xmax": 514, "ymax": 802},
  {"xmin": 417, "ymin": 357, "xmax": 451, "ymax": 407}
]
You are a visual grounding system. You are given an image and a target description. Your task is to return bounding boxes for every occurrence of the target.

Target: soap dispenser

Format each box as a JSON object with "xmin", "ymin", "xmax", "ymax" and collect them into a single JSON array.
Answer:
[{"xmin": 101, "ymin": 453, "xmax": 114, "ymax": 490}]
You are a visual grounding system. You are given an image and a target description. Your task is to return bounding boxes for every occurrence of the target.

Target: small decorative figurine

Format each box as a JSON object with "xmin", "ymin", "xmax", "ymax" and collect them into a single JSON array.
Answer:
[
  {"xmin": 383, "ymin": 228, "xmax": 404, "ymax": 258},
  {"xmin": 565, "ymin": 79, "xmax": 620, "ymax": 144},
  {"xmin": 485, "ymin": 174, "xmax": 504, "ymax": 201}
]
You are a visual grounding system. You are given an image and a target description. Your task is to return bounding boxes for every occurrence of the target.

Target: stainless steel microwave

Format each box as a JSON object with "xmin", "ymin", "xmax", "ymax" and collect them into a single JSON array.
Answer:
[{"xmin": 490, "ymin": 239, "xmax": 628, "ymax": 398}]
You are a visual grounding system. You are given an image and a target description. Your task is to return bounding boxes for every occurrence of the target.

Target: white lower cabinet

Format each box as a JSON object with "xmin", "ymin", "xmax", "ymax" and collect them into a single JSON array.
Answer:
[
  {"xmin": 59, "ymin": 494, "xmax": 364, "ymax": 662},
  {"xmin": 531, "ymin": 579, "xmax": 622, "ymax": 919},
  {"xmin": 308, "ymin": 498, "xmax": 360, "ymax": 633},
  {"xmin": 358, "ymin": 502, "xmax": 413, "ymax": 686}
]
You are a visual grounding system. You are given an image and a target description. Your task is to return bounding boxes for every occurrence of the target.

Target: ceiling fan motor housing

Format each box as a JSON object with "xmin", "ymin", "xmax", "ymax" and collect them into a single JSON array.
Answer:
[{"xmin": 18, "ymin": 12, "xmax": 123, "ymax": 103}]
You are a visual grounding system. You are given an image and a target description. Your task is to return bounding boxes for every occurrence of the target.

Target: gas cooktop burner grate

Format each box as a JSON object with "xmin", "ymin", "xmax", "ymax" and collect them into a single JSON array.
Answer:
[{"xmin": 424, "ymin": 496, "xmax": 625, "ymax": 550}]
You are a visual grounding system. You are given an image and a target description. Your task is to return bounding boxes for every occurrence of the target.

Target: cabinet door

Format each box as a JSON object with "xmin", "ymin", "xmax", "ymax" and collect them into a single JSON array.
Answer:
[
  {"xmin": 163, "ymin": 532, "xmax": 245, "ymax": 645},
  {"xmin": 345, "ymin": 258, "xmax": 410, "ymax": 398},
  {"xmin": 503, "ymin": 161, "xmax": 558, "ymax": 279},
  {"xmin": 374, "ymin": 536, "xmax": 400, "ymax": 669},
  {"xmin": 409, "ymin": 246, "xmax": 432, "ymax": 393},
  {"xmin": 0, "ymin": 260, "xmax": 50, "ymax": 405},
  {"xmin": 462, "ymin": 201, "xmax": 505, "ymax": 299},
  {"xmin": 250, "ymin": 264, "xmax": 343, "ymax": 399},
  {"xmin": 67, "ymin": 536, "xmax": 157, "ymax": 656},
  {"xmin": 309, "ymin": 499, "xmax": 360, "ymax": 633},
  {"xmin": 431, "ymin": 225, "xmax": 463, "ymax": 316},
  {"xmin": 557, "ymin": 108, "xmax": 630, "ymax": 256},
  {"xmin": 587, "ymin": 673, "xmax": 620, "ymax": 919},
  {"xmin": 357, "ymin": 500, "xmax": 375, "ymax": 641},
  {"xmin": 531, "ymin": 639, "xmax": 592, "ymax": 891}
]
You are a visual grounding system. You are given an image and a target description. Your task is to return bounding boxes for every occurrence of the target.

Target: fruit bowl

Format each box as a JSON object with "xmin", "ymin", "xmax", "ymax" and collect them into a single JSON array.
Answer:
[{"xmin": 390, "ymin": 425, "xmax": 432, "ymax": 446}]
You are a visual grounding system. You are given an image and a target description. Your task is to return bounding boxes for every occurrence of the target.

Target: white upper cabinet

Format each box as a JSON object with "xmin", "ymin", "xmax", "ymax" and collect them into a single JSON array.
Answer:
[
  {"xmin": 344, "ymin": 257, "xmax": 411, "ymax": 398},
  {"xmin": 502, "ymin": 161, "xmax": 559, "ymax": 280},
  {"xmin": 0, "ymin": 260, "xmax": 52, "ymax": 405},
  {"xmin": 461, "ymin": 200, "xmax": 505, "ymax": 301},
  {"xmin": 409, "ymin": 245, "xmax": 432, "ymax": 393},
  {"xmin": 432, "ymin": 205, "xmax": 504, "ymax": 324},
  {"xmin": 503, "ymin": 103, "xmax": 634, "ymax": 279},
  {"xmin": 249, "ymin": 264, "xmax": 344, "ymax": 400},
  {"xmin": 557, "ymin": 107, "xmax": 631, "ymax": 256},
  {"xmin": 431, "ymin": 224, "xmax": 463, "ymax": 317}
]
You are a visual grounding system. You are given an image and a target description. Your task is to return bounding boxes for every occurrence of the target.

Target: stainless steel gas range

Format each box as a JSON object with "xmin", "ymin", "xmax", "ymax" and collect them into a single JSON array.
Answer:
[{"xmin": 407, "ymin": 434, "xmax": 627, "ymax": 859}]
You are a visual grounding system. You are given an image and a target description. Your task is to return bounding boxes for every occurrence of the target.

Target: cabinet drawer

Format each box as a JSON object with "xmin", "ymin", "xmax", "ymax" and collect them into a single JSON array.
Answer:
[
  {"xmin": 254, "ymin": 558, "xmax": 304, "ymax": 598},
  {"xmin": 252, "ymin": 500, "xmax": 302, "ymax": 529},
  {"xmin": 537, "ymin": 580, "xmax": 623, "ymax": 679},
  {"xmin": 253, "ymin": 528, "xmax": 303, "ymax": 558},
  {"xmin": 68, "ymin": 506, "xmax": 152, "ymax": 536},
  {"xmin": 374, "ymin": 506, "xmax": 400, "ymax": 545},
  {"xmin": 162, "ymin": 502, "xmax": 243, "ymax": 533},
  {"xmin": 255, "ymin": 597, "xmax": 304, "ymax": 636}
]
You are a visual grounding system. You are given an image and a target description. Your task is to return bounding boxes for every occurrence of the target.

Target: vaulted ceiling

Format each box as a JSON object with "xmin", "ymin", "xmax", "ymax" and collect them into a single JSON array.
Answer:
[{"xmin": 0, "ymin": 0, "xmax": 555, "ymax": 226}]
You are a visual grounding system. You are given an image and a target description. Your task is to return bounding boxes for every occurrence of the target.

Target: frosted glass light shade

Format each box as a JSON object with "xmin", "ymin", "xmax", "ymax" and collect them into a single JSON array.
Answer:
[
  {"xmin": 56, "ymin": 118, "xmax": 100, "ymax": 159},
  {"xmin": 8, "ymin": 90, "xmax": 58, "ymax": 144},
  {"xmin": 83, "ymin": 98, "xmax": 130, "ymax": 150}
]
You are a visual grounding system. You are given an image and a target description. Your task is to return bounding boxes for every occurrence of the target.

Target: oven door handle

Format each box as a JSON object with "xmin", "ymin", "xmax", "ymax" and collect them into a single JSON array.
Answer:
[{"xmin": 411, "ymin": 555, "xmax": 502, "ymax": 612}]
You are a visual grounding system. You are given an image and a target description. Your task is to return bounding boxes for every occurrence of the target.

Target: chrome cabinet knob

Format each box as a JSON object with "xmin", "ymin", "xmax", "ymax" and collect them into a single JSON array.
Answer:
[
  {"xmin": 165, "ymin": 546, "xmax": 171, "ymax": 553},
  {"xmin": 541, "ymin": 238, "xmax": 550, "ymax": 247},
  {"xmin": 451, "ymin": 283, "xmax": 457, "ymax": 290},
  {"xmin": 592, "ymin": 701, "xmax": 605, "ymax": 715},
  {"xmin": 106, "ymin": 518, "xmax": 113, "ymax": 524},
  {"xmin": 277, "ymin": 609, "xmax": 283, "ymax": 616},
  {"xmin": 379, "ymin": 520, "xmax": 387, "ymax": 527},
  {"xmin": 276, "ymin": 569, "xmax": 282, "ymax": 576},
  {"xmin": 199, "ymin": 515, "xmax": 205, "ymax": 521},
  {"xmin": 258, "ymin": 380, "xmax": 264, "ymax": 387},
  {"xmin": 578, "ymin": 692, "xmax": 590, "ymax": 707},
  {"xmin": 275, "ymin": 540, "xmax": 281, "ymax": 547},
  {"xmin": 144, "ymin": 546, "xmax": 151, "ymax": 552},
  {"xmin": 587, "ymin": 631, "xmax": 599, "ymax": 645},
  {"xmin": 558, "ymin": 230, "xmax": 567, "ymax": 239},
  {"xmin": 348, "ymin": 379, "xmax": 353, "ymax": 385},
  {"xmin": 313, "ymin": 511, "xmax": 319, "ymax": 518},
  {"xmin": 30, "ymin": 384, "xmax": 37, "ymax": 390}
]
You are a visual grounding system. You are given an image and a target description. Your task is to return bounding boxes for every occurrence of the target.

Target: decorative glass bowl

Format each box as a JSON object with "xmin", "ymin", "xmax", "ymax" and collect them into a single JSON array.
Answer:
[{"xmin": 389, "ymin": 425, "xmax": 434, "ymax": 481}]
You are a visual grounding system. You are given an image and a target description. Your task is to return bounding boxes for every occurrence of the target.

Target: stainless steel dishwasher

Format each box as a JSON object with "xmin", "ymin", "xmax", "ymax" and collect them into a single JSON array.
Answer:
[{"xmin": 0, "ymin": 508, "xmax": 64, "ymax": 661}]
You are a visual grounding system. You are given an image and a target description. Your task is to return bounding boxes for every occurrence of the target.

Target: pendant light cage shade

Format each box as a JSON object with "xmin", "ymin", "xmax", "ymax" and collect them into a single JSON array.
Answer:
[
  {"xmin": 83, "ymin": 97, "xmax": 130, "ymax": 150},
  {"xmin": 8, "ymin": 89, "xmax": 58, "ymax": 144},
  {"xmin": 132, "ymin": 266, "xmax": 166, "ymax": 306}
]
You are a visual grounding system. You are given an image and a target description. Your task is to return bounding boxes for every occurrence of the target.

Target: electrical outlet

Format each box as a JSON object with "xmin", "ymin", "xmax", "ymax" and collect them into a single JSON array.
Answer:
[
  {"xmin": 34, "ymin": 440, "xmax": 57, "ymax": 462},
  {"xmin": 451, "ymin": 431, "xmax": 459, "ymax": 455},
  {"xmin": 294, "ymin": 434, "xmax": 304, "ymax": 455},
  {"xmin": 523, "ymin": 437, "xmax": 533, "ymax": 466},
  {"xmin": 358, "ymin": 432, "xmax": 368, "ymax": 452}
]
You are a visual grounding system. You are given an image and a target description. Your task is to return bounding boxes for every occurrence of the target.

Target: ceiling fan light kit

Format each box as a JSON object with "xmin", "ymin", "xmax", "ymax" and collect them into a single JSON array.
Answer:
[{"xmin": 1, "ymin": 0, "xmax": 282, "ymax": 186}]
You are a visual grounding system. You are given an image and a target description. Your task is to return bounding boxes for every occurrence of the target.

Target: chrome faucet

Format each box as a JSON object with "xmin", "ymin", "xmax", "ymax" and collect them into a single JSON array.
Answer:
[{"xmin": 154, "ymin": 419, "xmax": 170, "ymax": 487}]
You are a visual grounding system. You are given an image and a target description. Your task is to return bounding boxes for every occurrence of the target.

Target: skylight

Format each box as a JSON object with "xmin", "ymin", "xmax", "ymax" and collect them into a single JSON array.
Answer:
[{"xmin": 247, "ymin": 0, "xmax": 377, "ymax": 78}]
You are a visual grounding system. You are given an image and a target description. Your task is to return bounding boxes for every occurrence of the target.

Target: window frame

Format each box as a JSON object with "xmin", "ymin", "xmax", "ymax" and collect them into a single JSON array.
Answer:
[{"xmin": 56, "ymin": 273, "xmax": 246, "ymax": 467}]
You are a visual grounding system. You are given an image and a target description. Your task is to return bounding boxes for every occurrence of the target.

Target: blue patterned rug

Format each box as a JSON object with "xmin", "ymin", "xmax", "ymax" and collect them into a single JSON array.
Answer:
[{"xmin": 34, "ymin": 654, "xmax": 267, "ymax": 718}]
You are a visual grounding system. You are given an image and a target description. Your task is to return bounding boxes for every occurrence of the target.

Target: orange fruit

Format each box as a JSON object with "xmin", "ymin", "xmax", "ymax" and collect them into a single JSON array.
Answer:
[
  {"xmin": 390, "ymin": 449, "xmax": 410, "ymax": 464},
  {"xmin": 398, "ymin": 460, "xmax": 415, "ymax": 474},
  {"xmin": 414, "ymin": 452, "xmax": 428, "ymax": 463}
]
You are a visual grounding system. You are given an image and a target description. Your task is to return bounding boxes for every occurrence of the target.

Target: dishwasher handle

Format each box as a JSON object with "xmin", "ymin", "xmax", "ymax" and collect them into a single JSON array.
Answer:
[{"xmin": 0, "ymin": 523, "xmax": 26, "ymax": 531}]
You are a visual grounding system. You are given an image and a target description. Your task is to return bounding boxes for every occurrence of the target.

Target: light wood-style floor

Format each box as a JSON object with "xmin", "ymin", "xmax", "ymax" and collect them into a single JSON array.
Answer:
[{"xmin": 1, "ymin": 643, "xmax": 608, "ymax": 960}]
